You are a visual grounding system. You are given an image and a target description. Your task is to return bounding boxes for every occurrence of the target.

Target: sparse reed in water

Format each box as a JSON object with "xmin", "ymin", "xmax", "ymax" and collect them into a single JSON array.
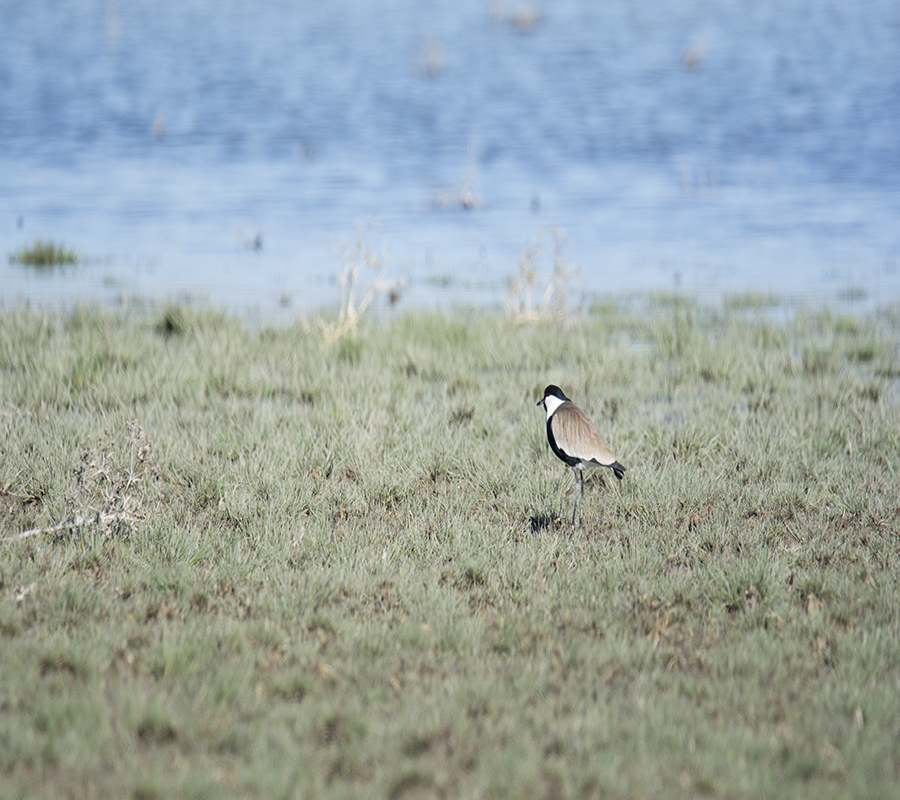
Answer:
[
  {"xmin": 9, "ymin": 238, "xmax": 79, "ymax": 266},
  {"xmin": 319, "ymin": 222, "xmax": 401, "ymax": 344},
  {"xmin": 506, "ymin": 227, "xmax": 579, "ymax": 323}
]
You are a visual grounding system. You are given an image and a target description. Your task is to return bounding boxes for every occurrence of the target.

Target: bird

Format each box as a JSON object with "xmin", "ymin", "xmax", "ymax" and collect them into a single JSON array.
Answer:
[{"xmin": 537, "ymin": 385, "xmax": 625, "ymax": 526}]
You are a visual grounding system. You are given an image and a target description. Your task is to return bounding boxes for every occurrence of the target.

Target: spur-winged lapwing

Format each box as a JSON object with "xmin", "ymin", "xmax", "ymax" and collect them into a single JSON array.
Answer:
[{"xmin": 537, "ymin": 385, "xmax": 625, "ymax": 525}]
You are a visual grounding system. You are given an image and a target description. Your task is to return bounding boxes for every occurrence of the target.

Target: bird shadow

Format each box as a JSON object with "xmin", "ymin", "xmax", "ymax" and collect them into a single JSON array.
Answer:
[{"xmin": 529, "ymin": 511, "xmax": 562, "ymax": 533}]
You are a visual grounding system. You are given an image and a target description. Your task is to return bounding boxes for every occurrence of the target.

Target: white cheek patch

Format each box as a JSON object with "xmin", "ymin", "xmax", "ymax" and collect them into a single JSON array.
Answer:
[{"xmin": 543, "ymin": 395, "xmax": 565, "ymax": 418}]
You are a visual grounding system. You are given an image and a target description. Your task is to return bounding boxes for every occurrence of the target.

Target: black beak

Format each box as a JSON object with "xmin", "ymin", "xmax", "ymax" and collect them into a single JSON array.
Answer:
[{"xmin": 536, "ymin": 398, "xmax": 544, "ymax": 407}]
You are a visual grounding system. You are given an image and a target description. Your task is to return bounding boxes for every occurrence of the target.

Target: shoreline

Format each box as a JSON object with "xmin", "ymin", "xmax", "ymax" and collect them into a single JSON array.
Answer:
[{"xmin": 2, "ymin": 284, "xmax": 898, "ymax": 329}]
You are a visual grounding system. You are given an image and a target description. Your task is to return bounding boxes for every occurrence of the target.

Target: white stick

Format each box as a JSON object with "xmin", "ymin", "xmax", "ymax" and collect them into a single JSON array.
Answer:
[{"xmin": 6, "ymin": 511, "xmax": 132, "ymax": 543}]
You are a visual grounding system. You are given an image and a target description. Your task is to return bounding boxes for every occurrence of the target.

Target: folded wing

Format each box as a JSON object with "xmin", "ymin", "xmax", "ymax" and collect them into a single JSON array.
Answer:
[{"xmin": 552, "ymin": 402, "xmax": 626, "ymax": 479}]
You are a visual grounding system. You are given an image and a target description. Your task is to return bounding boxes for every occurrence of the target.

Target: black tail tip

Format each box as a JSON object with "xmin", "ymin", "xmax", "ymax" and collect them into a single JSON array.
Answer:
[{"xmin": 611, "ymin": 462, "xmax": 626, "ymax": 480}]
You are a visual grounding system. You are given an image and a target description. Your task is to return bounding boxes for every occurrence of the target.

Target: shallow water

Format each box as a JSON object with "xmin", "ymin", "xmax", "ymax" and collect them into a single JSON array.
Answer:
[{"xmin": 1, "ymin": 0, "xmax": 899, "ymax": 319}]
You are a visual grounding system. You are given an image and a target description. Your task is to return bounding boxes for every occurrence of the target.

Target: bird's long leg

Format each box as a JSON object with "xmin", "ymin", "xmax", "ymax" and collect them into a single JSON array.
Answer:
[
  {"xmin": 577, "ymin": 469, "xmax": 585, "ymax": 527},
  {"xmin": 571, "ymin": 467, "xmax": 581, "ymax": 527},
  {"xmin": 580, "ymin": 470, "xmax": 585, "ymax": 527}
]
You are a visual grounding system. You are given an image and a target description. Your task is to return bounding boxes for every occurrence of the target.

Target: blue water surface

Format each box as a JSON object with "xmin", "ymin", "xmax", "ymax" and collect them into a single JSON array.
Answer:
[{"xmin": 1, "ymin": 0, "xmax": 898, "ymax": 318}]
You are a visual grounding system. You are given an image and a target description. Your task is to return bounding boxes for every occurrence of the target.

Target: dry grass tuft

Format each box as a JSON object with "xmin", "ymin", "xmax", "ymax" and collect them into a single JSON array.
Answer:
[
  {"xmin": 430, "ymin": 135, "xmax": 484, "ymax": 211},
  {"xmin": 318, "ymin": 222, "xmax": 401, "ymax": 344},
  {"xmin": 506, "ymin": 228, "xmax": 579, "ymax": 323}
]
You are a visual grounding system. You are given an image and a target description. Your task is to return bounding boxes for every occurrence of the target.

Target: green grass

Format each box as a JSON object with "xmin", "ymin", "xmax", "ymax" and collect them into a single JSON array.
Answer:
[
  {"xmin": 8, "ymin": 238, "xmax": 79, "ymax": 267},
  {"xmin": 1, "ymin": 298, "xmax": 899, "ymax": 798}
]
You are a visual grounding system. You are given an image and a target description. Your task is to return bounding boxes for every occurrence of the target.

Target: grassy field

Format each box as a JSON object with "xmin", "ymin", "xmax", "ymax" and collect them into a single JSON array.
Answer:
[{"xmin": 1, "ymin": 297, "xmax": 899, "ymax": 799}]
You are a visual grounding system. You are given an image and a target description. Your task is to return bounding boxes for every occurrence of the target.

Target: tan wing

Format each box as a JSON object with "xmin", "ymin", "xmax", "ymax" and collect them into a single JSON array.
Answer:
[{"xmin": 552, "ymin": 402, "xmax": 621, "ymax": 468}]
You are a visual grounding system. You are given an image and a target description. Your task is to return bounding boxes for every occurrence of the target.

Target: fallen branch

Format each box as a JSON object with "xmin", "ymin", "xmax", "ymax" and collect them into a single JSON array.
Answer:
[{"xmin": 6, "ymin": 510, "xmax": 137, "ymax": 544}]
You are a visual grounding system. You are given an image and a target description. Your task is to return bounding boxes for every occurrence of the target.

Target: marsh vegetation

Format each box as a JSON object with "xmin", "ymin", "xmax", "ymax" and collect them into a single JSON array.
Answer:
[
  {"xmin": 1, "ymin": 298, "xmax": 899, "ymax": 798},
  {"xmin": 8, "ymin": 238, "xmax": 79, "ymax": 267}
]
